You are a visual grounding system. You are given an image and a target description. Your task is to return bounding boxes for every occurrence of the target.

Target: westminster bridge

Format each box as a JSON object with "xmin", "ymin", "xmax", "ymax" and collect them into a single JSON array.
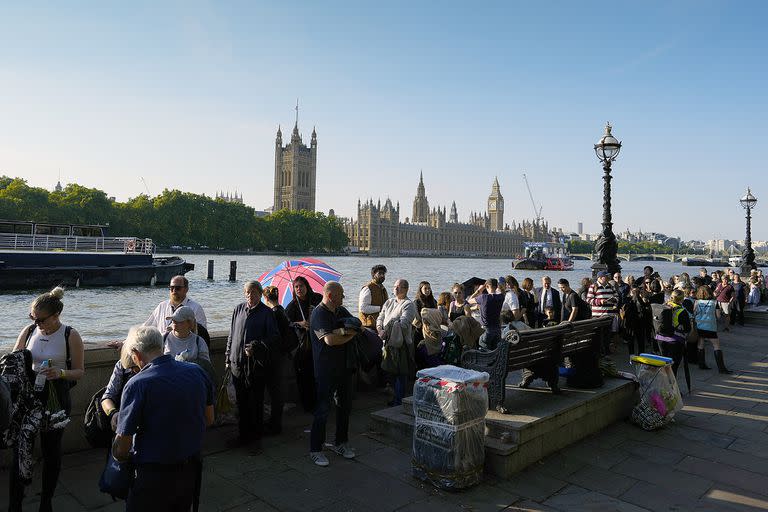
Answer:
[{"xmin": 571, "ymin": 253, "xmax": 691, "ymax": 262}]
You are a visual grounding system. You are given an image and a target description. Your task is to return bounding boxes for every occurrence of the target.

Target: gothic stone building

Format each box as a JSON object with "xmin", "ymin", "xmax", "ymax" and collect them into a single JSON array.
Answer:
[
  {"xmin": 344, "ymin": 175, "xmax": 551, "ymax": 257},
  {"xmin": 273, "ymin": 123, "xmax": 317, "ymax": 212}
]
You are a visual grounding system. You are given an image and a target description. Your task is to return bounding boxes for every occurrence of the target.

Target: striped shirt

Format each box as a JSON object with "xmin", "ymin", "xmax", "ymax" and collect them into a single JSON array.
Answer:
[{"xmin": 587, "ymin": 283, "xmax": 619, "ymax": 316}]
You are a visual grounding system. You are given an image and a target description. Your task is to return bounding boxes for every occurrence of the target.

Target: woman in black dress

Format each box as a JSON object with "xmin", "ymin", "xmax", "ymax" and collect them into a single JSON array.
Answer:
[{"xmin": 285, "ymin": 276, "xmax": 322, "ymax": 412}]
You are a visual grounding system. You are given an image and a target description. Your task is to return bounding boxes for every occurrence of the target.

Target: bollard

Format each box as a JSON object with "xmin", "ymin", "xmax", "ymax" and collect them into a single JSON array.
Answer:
[
  {"xmin": 207, "ymin": 260, "xmax": 214, "ymax": 280},
  {"xmin": 229, "ymin": 261, "xmax": 237, "ymax": 282}
]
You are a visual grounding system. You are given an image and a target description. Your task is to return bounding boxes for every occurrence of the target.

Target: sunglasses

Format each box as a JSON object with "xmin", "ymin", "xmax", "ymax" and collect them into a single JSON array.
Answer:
[
  {"xmin": 28, "ymin": 313, "xmax": 53, "ymax": 325},
  {"xmin": 169, "ymin": 285, "xmax": 186, "ymax": 291}
]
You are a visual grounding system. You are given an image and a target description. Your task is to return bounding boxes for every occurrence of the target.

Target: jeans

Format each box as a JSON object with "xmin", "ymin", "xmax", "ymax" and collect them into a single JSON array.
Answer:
[
  {"xmin": 479, "ymin": 330, "xmax": 502, "ymax": 351},
  {"xmin": 392, "ymin": 374, "xmax": 407, "ymax": 405},
  {"xmin": 126, "ymin": 457, "xmax": 201, "ymax": 512},
  {"xmin": 8, "ymin": 429, "xmax": 64, "ymax": 512},
  {"xmin": 310, "ymin": 371, "xmax": 354, "ymax": 452}
]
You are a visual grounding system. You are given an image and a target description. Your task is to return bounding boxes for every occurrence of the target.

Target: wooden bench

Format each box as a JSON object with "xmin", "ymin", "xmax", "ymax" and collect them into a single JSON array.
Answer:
[{"xmin": 461, "ymin": 316, "xmax": 612, "ymax": 413}]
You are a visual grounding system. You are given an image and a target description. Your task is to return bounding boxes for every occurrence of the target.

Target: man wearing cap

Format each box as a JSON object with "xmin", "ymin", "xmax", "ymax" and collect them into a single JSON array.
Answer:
[
  {"xmin": 112, "ymin": 325, "xmax": 214, "ymax": 511},
  {"xmin": 163, "ymin": 306, "xmax": 215, "ymax": 382},
  {"xmin": 144, "ymin": 275, "xmax": 207, "ymax": 334}
]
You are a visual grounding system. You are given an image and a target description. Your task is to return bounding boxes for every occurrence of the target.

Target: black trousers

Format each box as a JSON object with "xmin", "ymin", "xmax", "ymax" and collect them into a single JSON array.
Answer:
[
  {"xmin": 8, "ymin": 429, "xmax": 64, "ymax": 512},
  {"xmin": 660, "ymin": 341, "xmax": 684, "ymax": 377},
  {"xmin": 127, "ymin": 458, "xmax": 202, "ymax": 512},
  {"xmin": 232, "ymin": 362, "xmax": 283, "ymax": 441}
]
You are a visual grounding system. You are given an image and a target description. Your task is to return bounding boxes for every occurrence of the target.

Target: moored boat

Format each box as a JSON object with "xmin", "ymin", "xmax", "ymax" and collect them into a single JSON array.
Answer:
[
  {"xmin": 0, "ymin": 220, "xmax": 193, "ymax": 290},
  {"xmin": 512, "ymin": 242, "xmax": 573, "ymax": 271}
]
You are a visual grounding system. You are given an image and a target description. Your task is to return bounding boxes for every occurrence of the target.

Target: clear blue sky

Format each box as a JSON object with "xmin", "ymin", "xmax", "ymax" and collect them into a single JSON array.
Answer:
[{"xmin": 1, "ymin": 1, "xmax": 766, "ymax": 241}]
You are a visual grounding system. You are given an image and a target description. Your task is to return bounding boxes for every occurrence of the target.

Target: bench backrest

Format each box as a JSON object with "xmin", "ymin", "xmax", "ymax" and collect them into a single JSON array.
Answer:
[{"xmin": 505, "ymin": 316, "xmax": 611, "ymax": 370}]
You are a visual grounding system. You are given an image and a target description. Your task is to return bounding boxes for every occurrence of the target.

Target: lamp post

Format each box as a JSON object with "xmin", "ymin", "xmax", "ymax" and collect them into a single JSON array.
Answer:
[
  {"xmin": 739, "ymin": 188, "xmax": 758, "ymax": 273},
  {"xmin": 591, "ymin": 122, "xmax": 622, "ymax": 277}
]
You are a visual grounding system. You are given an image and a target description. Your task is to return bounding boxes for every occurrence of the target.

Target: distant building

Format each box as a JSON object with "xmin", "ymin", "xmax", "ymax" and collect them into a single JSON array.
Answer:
[
  {"xmin": 54, "ymin": 180, "xmax": 62, "ymax": 192},
  {"xmin": 343, "ymin": 175, "xmax": 552, "ymax": 257},
  {"xmin": 273, "ymin": 122, "xmax": 317, "ymax": 212},
  {"xmin": 577, "ymin": 222, "xmax": 583, "ymax": 235},
  {"xmin": 216, "ymin": 191, "xmax": 243, "ymax": 204}
]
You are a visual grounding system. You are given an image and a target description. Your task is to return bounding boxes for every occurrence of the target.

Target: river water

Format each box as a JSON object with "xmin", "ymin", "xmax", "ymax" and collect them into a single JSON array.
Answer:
[{"xmin": 0, "ymin": 254, "xmax": 705, "ymax": 349}]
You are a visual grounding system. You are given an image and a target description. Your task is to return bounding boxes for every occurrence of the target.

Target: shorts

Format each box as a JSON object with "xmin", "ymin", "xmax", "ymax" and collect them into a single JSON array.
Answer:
[
  {"xmin": 718, "ymin": 301, "xmax": 731, "ymax": 315},
  {"xmin": 697, "ymin": 329, "xmax": 718, "ymax": 339}
]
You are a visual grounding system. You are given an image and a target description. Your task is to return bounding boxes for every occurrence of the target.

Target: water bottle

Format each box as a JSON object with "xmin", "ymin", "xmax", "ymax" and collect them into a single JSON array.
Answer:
[{"xmin": 34, "ymin": 359, "xmax": 50, "ymax": 392}]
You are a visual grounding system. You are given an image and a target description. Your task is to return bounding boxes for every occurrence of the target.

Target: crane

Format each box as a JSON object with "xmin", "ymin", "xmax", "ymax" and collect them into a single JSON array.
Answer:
[
  {"xmin": 522, "ymin": 172, "xmax": 543, "ymax": 223},
  {"xmin": 140, "ymin": 177, "xmax": 151, "ymax": 196}
]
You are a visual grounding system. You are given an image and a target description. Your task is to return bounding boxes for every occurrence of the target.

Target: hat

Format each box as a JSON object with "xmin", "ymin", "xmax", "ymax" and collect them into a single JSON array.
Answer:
[
  {"xmin": 597, "ymin": 271, "xmax": 610, "ymax": 278},
  {"xmin": 498, "ymin": 276, "xmax": 507, "ymax": 285},
  {"xmin": 166, "ymin": 305, "xmax": 195, "ymax": 323}
]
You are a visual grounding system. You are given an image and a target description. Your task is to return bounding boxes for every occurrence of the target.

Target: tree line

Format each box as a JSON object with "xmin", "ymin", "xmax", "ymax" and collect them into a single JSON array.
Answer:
[{"xmin": 0, "ymin": 177, "xmax": 348, "ymax": 252}]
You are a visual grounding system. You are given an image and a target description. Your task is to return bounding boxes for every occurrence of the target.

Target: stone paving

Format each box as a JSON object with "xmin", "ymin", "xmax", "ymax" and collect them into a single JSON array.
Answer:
[{"xmin": 1, "ymin": 319, "xmax": 767, "ymax": 511}]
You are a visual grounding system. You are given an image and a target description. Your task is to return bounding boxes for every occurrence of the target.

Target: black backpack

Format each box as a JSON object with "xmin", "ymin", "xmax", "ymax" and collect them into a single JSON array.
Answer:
[
  {"xmin": 83, "ymin": 386, "xmax": 113, "ymax": 449},
  {"xmin": 651, "ymin": 303, "xmax": 676, "ymax": 336}
]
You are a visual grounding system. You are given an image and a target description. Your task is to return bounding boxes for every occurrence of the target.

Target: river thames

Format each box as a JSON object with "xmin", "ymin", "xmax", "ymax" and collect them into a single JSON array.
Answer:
[{"xmin": 0, "ymin": 254, "xmax": 706, "ymax": 349}]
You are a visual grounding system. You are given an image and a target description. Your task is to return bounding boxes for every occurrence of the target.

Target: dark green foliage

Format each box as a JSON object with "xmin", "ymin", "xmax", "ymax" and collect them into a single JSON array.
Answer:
[{"xmin": 0, "ymin": 176, "xmax": 348, "ymax": 252}]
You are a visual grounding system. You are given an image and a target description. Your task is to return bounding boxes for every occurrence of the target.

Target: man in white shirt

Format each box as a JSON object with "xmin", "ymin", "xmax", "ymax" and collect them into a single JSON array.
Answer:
[
  {"xmin": 376, "ymin": 279, "xmax": 416, "ymax": 406},
  {"xmin": 144, "ymin": 275, "xmax": 207, "ymax": 334}
]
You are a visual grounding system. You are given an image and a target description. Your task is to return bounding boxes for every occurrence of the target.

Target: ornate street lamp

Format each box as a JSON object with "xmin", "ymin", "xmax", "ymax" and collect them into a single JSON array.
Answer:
[
  {"xmin": 740, "ymin": 188, "xmax": 758, "ymax": 272},
  {"xmin": 592, "ymin": 122, "xmax": 622, "ymax": 276}
]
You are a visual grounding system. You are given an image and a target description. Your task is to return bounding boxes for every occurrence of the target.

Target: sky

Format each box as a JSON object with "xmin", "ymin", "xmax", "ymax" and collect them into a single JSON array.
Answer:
[{"xmin": 0, "ymin": 1, "xmax": 766, "ymax": 241}]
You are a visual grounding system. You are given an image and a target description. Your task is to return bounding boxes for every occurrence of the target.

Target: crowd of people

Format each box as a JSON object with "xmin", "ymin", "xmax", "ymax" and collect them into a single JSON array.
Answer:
[{"xmin": 2, "ymin": 263, "xmax": 765, "ymax": 510}]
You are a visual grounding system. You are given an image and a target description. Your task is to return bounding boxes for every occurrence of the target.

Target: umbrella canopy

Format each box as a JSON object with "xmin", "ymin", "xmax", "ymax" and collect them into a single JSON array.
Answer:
[{"xmin": 258, "ymin": 258, "xmax": 342, "ymax": 308}]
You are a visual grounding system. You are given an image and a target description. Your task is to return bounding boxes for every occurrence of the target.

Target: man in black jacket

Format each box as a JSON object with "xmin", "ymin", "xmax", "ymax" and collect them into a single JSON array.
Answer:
[{"xmin": 225, "ymin": 280, "xmax": 280, "ymax": 446}]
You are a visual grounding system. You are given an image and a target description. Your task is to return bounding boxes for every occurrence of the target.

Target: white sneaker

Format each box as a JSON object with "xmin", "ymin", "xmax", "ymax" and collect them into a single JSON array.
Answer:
[
  {"xmin": 330, "ymin": 443, "xmax": 356, "ymax": 459},
  {"xmin": 310, "ymin": 451, "xmax": 329, "ymax": 467}
]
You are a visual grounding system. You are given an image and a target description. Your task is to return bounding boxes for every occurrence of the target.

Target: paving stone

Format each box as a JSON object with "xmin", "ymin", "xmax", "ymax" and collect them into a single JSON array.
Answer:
[
  {"xmin": 506, "ymin": 499, "xmax": 562, "ymax": 511},
  {"xmin": 726, "ymin": 438, "xmax": 768, "ymax": 458},
  {"xmin": 557, "ymin": 440, "xmax": 629, "ymax": 470},
  {"xmin": 564, "ymin": 464, "xmax": 637, "ymax": 498},
  {"xmin": 611, "ymin": 458, "xmax": 712, "ymax": 497},
  {"xmin": 675, "ymin": 455, "xmax": 768, "ymax": 498},
  {"xmin": 615, "ymin": 440, "xmax": 687, "ymax": 466},
  {"xmin": 218, "ymin": 498, "xmax": 281, "ymax": 511},
  {"xmin": 494, "ymin": 471, "xmax": 567, "ymax": 502},
  {"xmin": 526, "ymin": 454, "xmax": 583, "ymax": 480},
  {"xmin": 619, "ymin": 480, "xmax": 706, "ymax": 511},
  {"xmin": 698, "ymin": 484, "xmax": 768, "ymax": 512},
  {"xmin": 197, "ymin": 471, "xmax": 257, "ymax": 510},
  {"xmin": 543, "ymin": 484, "xmax": 650, "ymax": 511}
]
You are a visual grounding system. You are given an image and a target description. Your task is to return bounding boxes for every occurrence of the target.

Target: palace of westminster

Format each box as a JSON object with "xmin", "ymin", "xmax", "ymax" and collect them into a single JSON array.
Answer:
[{"xmin": 272, "ymin": 120, "xmax": 555, "ymax": 257}]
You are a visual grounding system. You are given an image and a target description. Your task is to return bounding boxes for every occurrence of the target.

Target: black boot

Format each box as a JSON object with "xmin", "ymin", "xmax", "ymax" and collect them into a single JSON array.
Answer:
[
  {"xmin": 714, "ymin": 350, "xmax": 732, "ymax": 374},
  {"xmin": 698, "ymin": 349, "xmax": 711, "ymax": 370}
]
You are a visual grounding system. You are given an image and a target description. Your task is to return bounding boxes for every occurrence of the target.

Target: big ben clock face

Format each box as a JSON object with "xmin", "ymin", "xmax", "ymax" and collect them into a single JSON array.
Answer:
[{"xmin": 489, "ymin": 201, "xmax": 496, "ymax": 209}]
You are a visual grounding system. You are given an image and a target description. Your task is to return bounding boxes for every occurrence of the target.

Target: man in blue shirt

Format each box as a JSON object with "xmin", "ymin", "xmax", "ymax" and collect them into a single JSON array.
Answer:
[
  {"xmin": 225, "ymin": 280, "xmax": 281, "ymax": 446},
  {"xmin": 113, "ymin": 326, "xmax": 214, "ymax": 512},
  {"xmin": 309, "ymin": 281, "xmax": 360, "ymax": 467}
]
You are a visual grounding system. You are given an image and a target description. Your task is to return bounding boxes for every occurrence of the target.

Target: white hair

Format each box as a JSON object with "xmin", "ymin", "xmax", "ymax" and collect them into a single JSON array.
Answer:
[{"xmin": 124, "ymin": 325, "xmax": 163, "ymax": 358}]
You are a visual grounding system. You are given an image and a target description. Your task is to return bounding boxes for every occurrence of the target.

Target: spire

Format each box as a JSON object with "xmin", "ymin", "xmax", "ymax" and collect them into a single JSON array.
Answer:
[
  {"xmin": 294, "ymin": 98, "xmax": 299, "ymax": 128},
  {"xmin": 492, "ymin": 176, "xmax": 500, "ymax": 191}
]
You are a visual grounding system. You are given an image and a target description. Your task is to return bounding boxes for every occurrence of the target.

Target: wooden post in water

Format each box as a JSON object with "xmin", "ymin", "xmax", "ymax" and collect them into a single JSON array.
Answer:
[
  {"xmin": 207, "ymin": 260, "xmax": 214, "ymax": 280},
  {"xmin": 229, "ymin": 261, "xmax": 237, "ymax": 282}
]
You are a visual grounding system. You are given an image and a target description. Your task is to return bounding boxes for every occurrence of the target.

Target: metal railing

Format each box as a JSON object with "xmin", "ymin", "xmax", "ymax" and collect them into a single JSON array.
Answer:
[{"xmin": 0, "ymin": 234, "xmax": 155, "ymax": 254}]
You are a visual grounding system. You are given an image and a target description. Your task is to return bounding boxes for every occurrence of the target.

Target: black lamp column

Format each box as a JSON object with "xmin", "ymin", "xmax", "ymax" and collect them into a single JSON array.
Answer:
[
  {"xmin": 592, "ymin": 123, "xmax": 622, "ymax": 277},
  {"xmin": 740, "ymin": 188, "xmax": 758, "ymax": 274}
]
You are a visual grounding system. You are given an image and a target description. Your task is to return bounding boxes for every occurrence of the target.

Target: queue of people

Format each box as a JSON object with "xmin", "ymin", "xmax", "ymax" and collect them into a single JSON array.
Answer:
[{"xmin": 2, "ymin": 262, "xmax": 762, "ymax": 510}]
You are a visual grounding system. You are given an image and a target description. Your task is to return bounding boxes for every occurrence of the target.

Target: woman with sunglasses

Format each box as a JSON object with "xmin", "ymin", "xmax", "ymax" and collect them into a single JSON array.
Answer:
[{"xmin": 10, "ymin": 286, "xmax": 84, "ymax": 512}]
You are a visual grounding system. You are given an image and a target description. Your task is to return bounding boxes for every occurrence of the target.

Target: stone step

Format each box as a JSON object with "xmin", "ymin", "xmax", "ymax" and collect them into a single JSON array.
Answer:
[{"xmin": 370, "ymin": 377, "xmax": 636, "ymax": 478}]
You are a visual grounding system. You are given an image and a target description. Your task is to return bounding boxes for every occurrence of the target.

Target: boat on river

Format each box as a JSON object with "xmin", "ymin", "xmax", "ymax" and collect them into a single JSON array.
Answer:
[
  {"xmin": 0, "ymin": 220, "xmax": 193, "ymax": 290},
  {"xmin": 512, "ymin": 242, "xmax": 574, "ymax": 271}
]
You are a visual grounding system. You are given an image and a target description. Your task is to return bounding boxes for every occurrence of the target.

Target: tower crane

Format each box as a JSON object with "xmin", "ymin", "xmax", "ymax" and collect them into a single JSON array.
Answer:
[
  {"xmin": 522, "ymin": 173, "xmax": 543, "ymax": 223},
  {"xmin": 140, "ymin": 177, "xmax": 151, "ymax": 196}
]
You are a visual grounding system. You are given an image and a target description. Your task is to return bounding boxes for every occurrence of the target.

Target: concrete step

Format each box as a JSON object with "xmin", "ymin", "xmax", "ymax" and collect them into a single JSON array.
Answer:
[{"xmin": 370, "ymin": 377, "xmax": 636, "ymax": 479}]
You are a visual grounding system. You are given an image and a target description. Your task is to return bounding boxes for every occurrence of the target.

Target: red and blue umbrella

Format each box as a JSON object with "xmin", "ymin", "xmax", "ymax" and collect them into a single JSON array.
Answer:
[{"xmin": 258, "ymin": 257, "xmax": 342, "ymax": 308}]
